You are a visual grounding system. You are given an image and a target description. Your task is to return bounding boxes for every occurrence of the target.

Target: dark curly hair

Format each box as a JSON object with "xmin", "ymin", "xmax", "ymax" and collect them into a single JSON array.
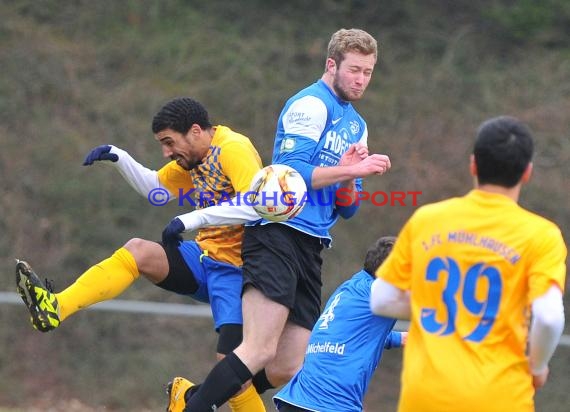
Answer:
[{"xmin": 151, "ymin": 97, "xmax": 212, "ymax": 134}]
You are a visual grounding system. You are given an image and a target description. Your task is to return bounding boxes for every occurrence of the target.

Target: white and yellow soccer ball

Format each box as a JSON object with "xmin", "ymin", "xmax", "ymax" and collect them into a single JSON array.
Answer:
[{"xmin": 248, "ymin": 164, "xmax": 307, "ymax": 222}]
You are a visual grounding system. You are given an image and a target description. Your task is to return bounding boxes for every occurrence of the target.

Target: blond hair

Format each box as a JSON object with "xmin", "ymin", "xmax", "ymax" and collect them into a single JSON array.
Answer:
[{"xmin": 326, "ymin": 28, "xmax": 378, "ymax": 66}]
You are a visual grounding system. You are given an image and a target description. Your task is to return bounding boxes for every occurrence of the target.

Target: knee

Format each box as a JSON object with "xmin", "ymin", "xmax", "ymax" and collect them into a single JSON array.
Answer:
[
  {"xmin": 238, "ymin": 342, "xmax": 278, "ymax": 373},
  {"xmin": 123, "ymin": 237, "xmax": 147, "ymax": 252},
  {"xmin": 265, "ymin": 353, "xmax": 303, "ymax": 387},
  {"xmin": 122, "ymin": 238, "xmax": 157, "ymax": 276},
  {"xmin": 266, "ymin": 361, "xmax": 300, "ymax": 387}
]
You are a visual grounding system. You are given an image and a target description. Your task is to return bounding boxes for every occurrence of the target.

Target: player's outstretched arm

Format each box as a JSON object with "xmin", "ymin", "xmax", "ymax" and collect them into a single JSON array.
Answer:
[
  {"xmin": 164, "ymin": 198, "xmax": 261, "ymax": 237},
  {"xmin": 83, "ymin": 145, "xmax": 163, "ymax": 198}
]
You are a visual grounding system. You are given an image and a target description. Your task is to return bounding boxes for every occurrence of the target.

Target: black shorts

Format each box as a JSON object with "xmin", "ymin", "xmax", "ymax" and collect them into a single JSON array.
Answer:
[
  {"xmin": 241, "ymin": 224, "xmax": 323, "ymax": 330},
  {"xmin": 277, "ymin": 402, "xmax": 312, "ymax": 412},
  {"xmin": 155, "ymin": 240, "xmax": 199, "ymax": 295}
]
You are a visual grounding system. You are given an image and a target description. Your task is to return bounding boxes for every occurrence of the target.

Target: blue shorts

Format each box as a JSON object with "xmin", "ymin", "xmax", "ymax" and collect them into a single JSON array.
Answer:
[{"xmin": 172, "ymin": 241, "xmax": 243, "ymax": 331}]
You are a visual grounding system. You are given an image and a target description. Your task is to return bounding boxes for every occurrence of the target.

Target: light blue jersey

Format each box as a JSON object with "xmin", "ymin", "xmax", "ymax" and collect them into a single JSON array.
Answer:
[
  {"xmin": 274, "ymin": 270, "xmax": 402, "ymax": 412},
  {"xmin": 252, "ymin": 80, "xmax": 368, "ymax": 246}
]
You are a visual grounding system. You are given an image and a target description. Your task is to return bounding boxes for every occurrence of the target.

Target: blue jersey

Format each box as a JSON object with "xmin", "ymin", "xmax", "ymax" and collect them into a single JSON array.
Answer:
[
  {"xmin": 274, "ymin": 270, "xmax": 402, "ymax": 412},
  {"xmin": 253, "ymin": 80, "xmax": 368, "ymax": 245}
]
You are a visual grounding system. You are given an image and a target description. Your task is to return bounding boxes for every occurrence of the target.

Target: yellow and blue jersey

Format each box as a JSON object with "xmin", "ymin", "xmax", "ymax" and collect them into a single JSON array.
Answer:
[
  {"xmin": 376, "ymin": 189, "xmax": 567, "ymax": 412},
  {"xmin": 158, "ymin": 125, "xmax": 262, "ymax": 266}
]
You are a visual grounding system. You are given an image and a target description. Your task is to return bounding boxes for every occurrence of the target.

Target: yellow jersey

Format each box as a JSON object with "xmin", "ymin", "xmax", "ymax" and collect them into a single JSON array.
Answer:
[
  {"xmin": 376, "ymin": 189, "xmax": 567, "ymax": 412},
  {"xmin": 157, "ymin": 125, "xmax": 262, "ymax": 266}
]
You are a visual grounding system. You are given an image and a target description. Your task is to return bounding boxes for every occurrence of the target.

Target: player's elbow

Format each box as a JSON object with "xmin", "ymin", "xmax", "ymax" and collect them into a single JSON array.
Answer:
[{"xmin": 337, "ymin": 204, "xmax": 358, "ymax": 219}]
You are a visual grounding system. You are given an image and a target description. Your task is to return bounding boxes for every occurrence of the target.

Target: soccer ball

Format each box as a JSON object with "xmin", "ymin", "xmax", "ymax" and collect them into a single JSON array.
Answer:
[{"xmin": 248, "ymin": 164, "xmax": 307, "ymax": 222}]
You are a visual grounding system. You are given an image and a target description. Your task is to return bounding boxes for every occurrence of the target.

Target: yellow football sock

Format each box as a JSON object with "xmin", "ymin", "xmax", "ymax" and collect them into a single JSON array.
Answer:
[
  {"xmin": 228, "ymin": 384, "xmax": 266, "ymax": 412},
  {"xmin": 56, "ymin": 247, "xmax": 139, "ymax": 321}
]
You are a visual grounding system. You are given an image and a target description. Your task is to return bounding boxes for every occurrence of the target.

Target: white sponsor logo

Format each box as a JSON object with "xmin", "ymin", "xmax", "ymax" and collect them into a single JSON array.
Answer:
[
  {"xmin": 331, "ymin": 117, "xmax": 342, "ymax": 125},
  {"xmin": 306, "ymin": 341, "xmax": 346, "ymax": 355},
  {"xmin": 323, "ymin": 131, "xmax": 350, "ymax": 155},
  {"xmin": 318, "ymin": 292, "xmax": 343, "ymax": 329},
  {"xmin": 287, "ymin": 111, "xmax": 311, "ymax": 123}
]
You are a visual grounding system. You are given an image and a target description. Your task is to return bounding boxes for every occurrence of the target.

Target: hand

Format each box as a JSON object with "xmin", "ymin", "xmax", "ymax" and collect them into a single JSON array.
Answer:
[
  {"xmin": 532, "ymin": 366, "xmax": 549, "ymax": 390},
  {"xmin": 162, "ymin": 217, "xmax": 186, "ymax": 247},
  {"xmin": 400, "ymin": 331, "xmax": 408, "ymax": 347},
  {"xmin": 352, "ymin": 153, "xmax": 391, "ymax": 177},
  {"xmin": 339, "ymin": 143, "xmax": 369, "ymax": 167},
  {"xmin": 83, "ymin": 145, "xmax": 119, "ymax": 165}
]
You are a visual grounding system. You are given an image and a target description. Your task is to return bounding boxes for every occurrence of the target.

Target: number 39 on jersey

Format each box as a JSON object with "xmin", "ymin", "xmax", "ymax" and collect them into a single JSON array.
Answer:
[{"xmin": 420, "ymin": 256, "xmax": 502, "ymax": 343}]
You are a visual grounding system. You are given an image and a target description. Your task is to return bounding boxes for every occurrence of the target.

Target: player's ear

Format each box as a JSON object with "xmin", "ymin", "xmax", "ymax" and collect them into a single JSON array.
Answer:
[
  {"xmin": 469, "ymin": 155, "xmax": 477, "ymax": 177},
  {"xmin": 184, "ymin": 124, "xmax": 203, "ymax": 143},
  {"xmin": 521, "ymin": 162, "xmax": 533, "ymax": 183},
  {"xmin": 326, "ymin": 58, "xmax": 336, "ymax": 74},
  {"xmin": 190, "ymin": 123, "xmax": 203, "ymax": 136}
]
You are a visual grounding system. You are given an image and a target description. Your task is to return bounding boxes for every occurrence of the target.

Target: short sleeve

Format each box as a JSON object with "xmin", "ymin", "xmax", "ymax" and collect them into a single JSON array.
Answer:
[
  {"xmin": 157, "ymin": 161, "xmax": 194, "ymax": 196},
  {"xmin": 527, "ymin": 224, "xmax": 567, "ymax": 301}
]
